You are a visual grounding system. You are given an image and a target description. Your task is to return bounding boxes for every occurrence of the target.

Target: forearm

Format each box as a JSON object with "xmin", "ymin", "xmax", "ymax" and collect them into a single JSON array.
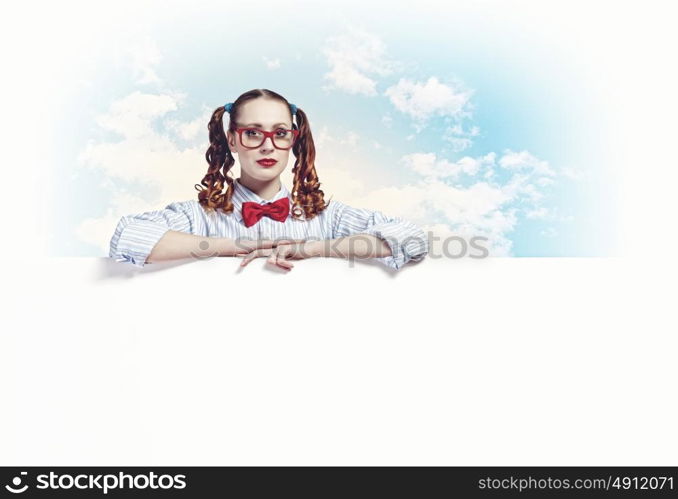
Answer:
[
  {"xmin": 146, "ymin": 230, "xmax": 238, "ymax": 264},
  {"xmin": 309, "ymin": 234, "xmax": 393, "ymax": 260}
]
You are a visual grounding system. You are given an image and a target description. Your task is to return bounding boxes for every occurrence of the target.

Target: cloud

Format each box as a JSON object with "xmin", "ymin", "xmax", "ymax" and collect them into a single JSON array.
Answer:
[
  {"xmin": 75, "ymin": 190, "xmax": 166, "ymax": 253},
  {"xmin": 345, "ymin": 179, "xmax": 518, "ymax": 256},
  {"xmin": 384, "ymin": 76, "xmax": 474, "ymax": 131},
  {"xmin": 92, "ymin": 90, "xmax": 180, "ymax": 141},
  {"xmin": 339, "ymin": 148, "xmax": 560, "ymax": 256},
  {"xmin": 499, "ymin": 149, "xmax": 555, "ymax": 176},
  {"xmin": 526, "ymin": 207, "xmax": 550, "ymax": 219},
  {"xmin": 401, "ymin": 152, "xmax": 496, "ymax": 181},
  {"xmin": 75, "ymin": 91, "xmax": 214, "ymax": 253},
  {"xmin": 314, "ymin": 125, "xmax": 369, "ymax": 153},
  {"xmin": 496, "ymin": 151, "xmax": 557, "ymax": 213},
  {"xmin": 263, "ymin": 56, "xmax": 281, "ymax": 70},
  {"xmin": 321, "ymin": 29, "xmax": 479, "ymax": 147},
  {"xmin": 443, "ymin": 124, "xmax": 481, "ymax": 152},
  {"xmin": 321, "ymin": 27, "xmax": 401, "ymax": 96},
  {"xmin": 164, "ymin": 106, "xmax": 213, "ymax": 142},
  {"xmin": 445, "ymin": 137, "xmax": 473, "ymax": 152}
]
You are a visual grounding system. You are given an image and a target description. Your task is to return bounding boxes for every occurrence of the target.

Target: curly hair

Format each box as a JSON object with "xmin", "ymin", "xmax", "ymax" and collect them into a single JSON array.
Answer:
[{"xmin": 194, "ymin": 89, "xmax": 329, "ymax": 220}]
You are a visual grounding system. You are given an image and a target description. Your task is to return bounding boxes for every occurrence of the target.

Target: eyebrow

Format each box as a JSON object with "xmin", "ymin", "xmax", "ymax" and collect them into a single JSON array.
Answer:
[{"xmin": 243, "ymin": 122, "xmax": 289, "ymax": 127}]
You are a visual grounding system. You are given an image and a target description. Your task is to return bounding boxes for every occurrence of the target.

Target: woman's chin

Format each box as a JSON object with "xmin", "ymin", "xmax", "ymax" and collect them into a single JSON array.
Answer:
[{"xmin": 248, "ymin": 164, "xmax": 285, "ymax": 177}]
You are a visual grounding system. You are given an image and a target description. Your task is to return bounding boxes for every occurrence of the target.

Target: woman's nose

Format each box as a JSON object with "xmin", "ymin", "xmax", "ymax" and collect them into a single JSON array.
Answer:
[{"xmin": 260, "ymin": 136, "xmax": 275, "ymax": 150}]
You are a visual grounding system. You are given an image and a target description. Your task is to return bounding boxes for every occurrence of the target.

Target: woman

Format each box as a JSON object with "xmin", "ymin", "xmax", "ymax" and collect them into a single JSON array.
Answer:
[{"xmin": 109, "ymin": 88, "xmax": 428, "ymax": 271}]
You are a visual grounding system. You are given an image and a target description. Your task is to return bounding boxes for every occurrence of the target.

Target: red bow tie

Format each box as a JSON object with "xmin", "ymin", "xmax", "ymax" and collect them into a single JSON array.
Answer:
[{"xmin": 241, "ymin": 197, "xmax": 290, "ymax": 227}]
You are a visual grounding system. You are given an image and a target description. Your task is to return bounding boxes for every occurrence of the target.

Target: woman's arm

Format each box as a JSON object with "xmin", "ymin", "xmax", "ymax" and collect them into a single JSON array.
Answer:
[
  {"xmin": 109, "ymin": 200, "xmax": 205, "ymax": 267},
  {"xmin": 329, "ymin": 201, "xmax": 429, "ymax": 270},
  {"xmin": 147, "ymin": 231, "xmax": 287, "ymax": 264},
  {"xmin": 146, "ymin": 231, "xmax": 240, "ymax": 264},
  {"xmin": 238, "ymin": 234, "xmax": 392, "ymax": 270},
  {"xmin": 308, "ymin": 234, "xmax": 393, "ymax": 259},
  {"xmin": 110, "ymin": 200, "xmax": 290, "ymax": 267}
]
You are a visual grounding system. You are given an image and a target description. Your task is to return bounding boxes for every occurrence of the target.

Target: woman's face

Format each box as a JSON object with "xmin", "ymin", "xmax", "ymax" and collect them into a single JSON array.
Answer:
[{"xmin": 227, "ymin": 98, "xmax": 294, "ymax": 184}]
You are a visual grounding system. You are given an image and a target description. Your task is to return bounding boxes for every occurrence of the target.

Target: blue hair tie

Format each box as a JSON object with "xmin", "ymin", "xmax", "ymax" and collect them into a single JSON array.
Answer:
[{"xmin": 224, "ymin": 102, "xmax": 297, "ymax": 115}]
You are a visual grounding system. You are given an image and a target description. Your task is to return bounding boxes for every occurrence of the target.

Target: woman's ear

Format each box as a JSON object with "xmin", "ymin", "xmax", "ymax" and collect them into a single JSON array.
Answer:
[{"xmin": 226, "ymin": 131, "xmax": 237, "ymax": 154}]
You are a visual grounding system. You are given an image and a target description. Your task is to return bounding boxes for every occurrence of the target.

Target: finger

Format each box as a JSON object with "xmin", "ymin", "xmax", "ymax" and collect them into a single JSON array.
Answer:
[
  {"xmin": 240, "ymin": 252, "xmax": 257, "ymax": 266},
  {"xmin": 240, "ymin": 248, "xmax": 270, "ymax": 266},
  {"xmin": 241, "ymin": 252, "xmax": 261, "ymax": 266},
  {"xmin": 275, "ymin": 248, "xmax": 294, "ymax": 269},
  {"xmin": 274, "ymin": 258, "xmax": 293, "ymax": 270},
  {"xmin": 276, "ymin": 257, "xmax": 294, "ymax": 270},
  {"xmin": 267, "ymin": 247, "xmax": 294, "ymax": 270},
  {"xmin": 267, "ymin": 246, "xmax": 279, "ymax": 265}
]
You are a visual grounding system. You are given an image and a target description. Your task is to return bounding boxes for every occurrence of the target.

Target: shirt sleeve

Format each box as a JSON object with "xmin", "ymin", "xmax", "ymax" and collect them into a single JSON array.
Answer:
[
  {"xmin": 109, "ymin": 200, "xmax": 206, "ymax": 268},
  {"xmin": 330, "ymin": 200, "xmax": 429, "ymax": 270}
]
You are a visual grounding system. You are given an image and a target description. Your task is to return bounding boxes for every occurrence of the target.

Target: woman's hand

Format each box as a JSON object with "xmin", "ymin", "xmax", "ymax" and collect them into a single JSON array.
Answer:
[{"xmin": 238, "ymin": 240, "xmax": 321, "ymax": 271}]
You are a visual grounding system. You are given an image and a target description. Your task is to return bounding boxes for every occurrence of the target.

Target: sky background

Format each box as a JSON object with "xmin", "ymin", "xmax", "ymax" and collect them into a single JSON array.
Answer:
[{"xmin": 27, "ymin": 0, "xmax": 640, "ymax": 258}]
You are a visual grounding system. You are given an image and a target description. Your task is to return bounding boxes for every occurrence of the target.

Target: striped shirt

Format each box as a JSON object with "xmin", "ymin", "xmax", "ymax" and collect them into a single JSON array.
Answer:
[{"xmin": 109, "ymin": 178, "xmax": 429, "ymax": 270}]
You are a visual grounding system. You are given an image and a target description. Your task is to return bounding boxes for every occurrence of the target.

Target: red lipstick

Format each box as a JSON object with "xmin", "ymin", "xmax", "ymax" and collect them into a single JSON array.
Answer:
[{"xmin": 256, "ymin": 159, "xmax": 278, "ymax": 167}]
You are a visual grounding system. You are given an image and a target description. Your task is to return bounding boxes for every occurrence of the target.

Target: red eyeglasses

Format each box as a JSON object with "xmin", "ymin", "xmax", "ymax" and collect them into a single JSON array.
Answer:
[{"xmin": 234, "ymin": 127, "xmax": 300, "ymax": 150}]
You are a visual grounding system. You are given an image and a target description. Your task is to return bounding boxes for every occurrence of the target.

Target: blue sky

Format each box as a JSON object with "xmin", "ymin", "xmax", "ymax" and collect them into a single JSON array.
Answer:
[{"xmin": 48, "ymin": 1, "xmax": 619, "ymax": 258}]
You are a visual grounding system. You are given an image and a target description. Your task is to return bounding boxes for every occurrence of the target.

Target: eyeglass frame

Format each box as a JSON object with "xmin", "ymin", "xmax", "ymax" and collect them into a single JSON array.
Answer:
[{"xmin": 233, "ymin": 126, "xmax": 300, "ymax": 150}]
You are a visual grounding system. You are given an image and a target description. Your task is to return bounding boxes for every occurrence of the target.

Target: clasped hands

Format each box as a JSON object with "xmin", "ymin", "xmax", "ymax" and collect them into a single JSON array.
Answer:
[{"xmin": 232, "ymin": 238, "xmax": 321, "ymax": 271}]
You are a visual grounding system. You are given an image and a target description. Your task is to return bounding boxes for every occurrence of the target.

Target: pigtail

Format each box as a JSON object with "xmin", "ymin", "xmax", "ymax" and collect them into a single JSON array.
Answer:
[
  {"xmin": 195, "ymin": 106, "xmax": 236, "ymax": 214},
  {"xmin": 290, "ymin": 107, "xmax": 330, "ymax": 220}
]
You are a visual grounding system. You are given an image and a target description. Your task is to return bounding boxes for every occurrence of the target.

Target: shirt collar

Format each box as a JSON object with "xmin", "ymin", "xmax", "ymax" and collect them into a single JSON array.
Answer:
[{"xmin": 231, "ymin": 178, "xmax": 292, "ymax": 223}]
